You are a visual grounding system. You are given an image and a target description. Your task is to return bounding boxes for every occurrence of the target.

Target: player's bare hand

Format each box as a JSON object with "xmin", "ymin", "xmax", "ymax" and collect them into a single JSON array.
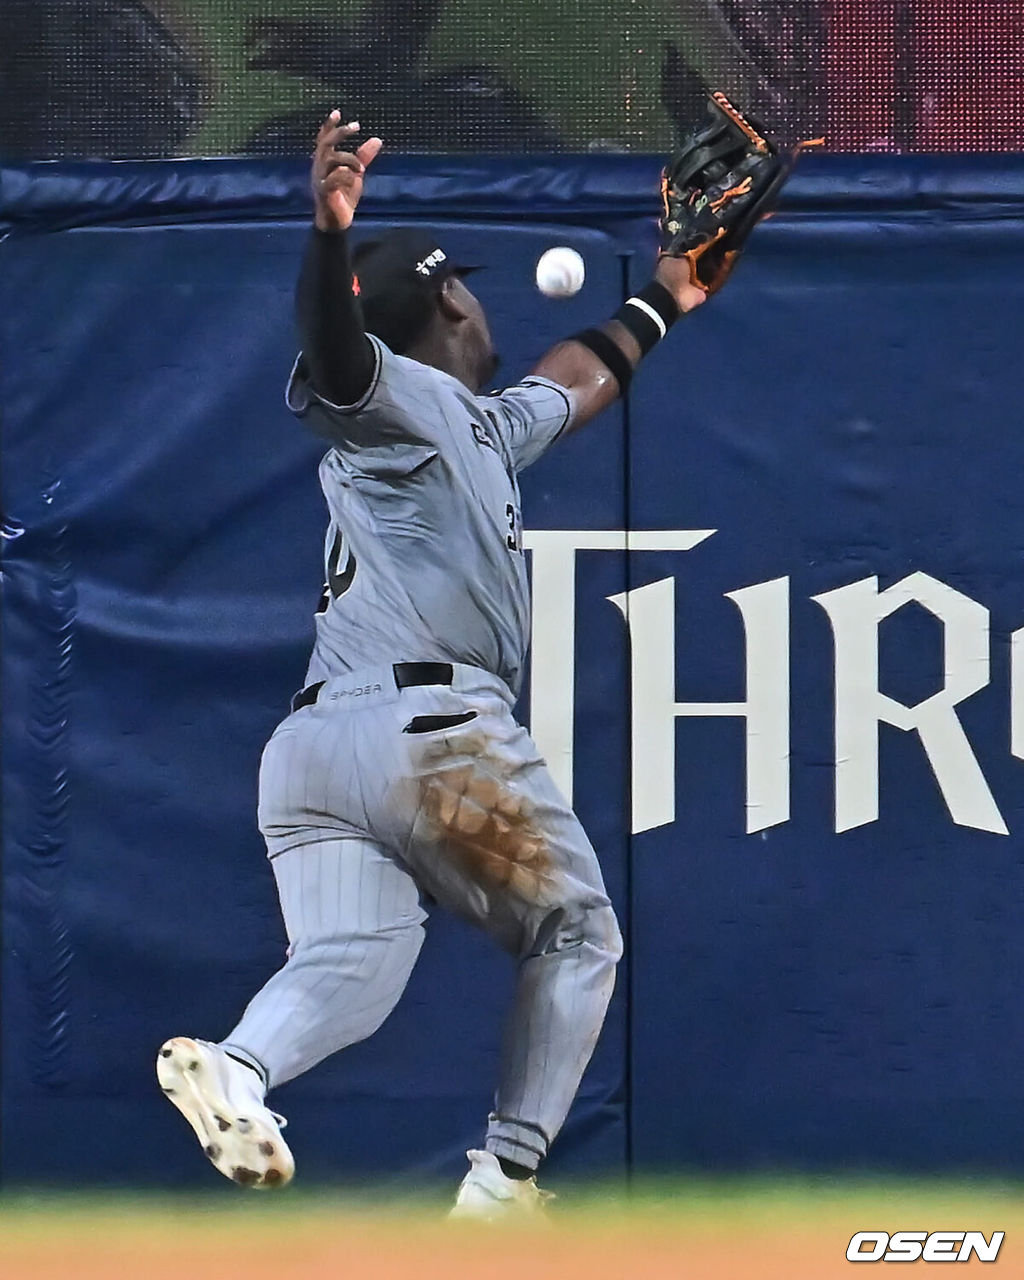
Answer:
[
  {"xmin": 654, "ymin": 255, "xmax": 708, "ymax": 314},
  {"xmin": 312, "ymin": 110, "xmax": 383, "ymax": 233}
]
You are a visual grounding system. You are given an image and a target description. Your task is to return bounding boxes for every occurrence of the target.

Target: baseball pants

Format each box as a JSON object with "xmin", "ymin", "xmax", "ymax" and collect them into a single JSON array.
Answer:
[{"xmin": 222, "ymin": 662, "xmax": 622, "ymax": 1171}]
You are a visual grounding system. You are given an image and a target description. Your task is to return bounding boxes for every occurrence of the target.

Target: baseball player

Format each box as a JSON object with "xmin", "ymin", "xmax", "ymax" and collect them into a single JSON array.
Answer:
[{"xmin": 157, "ymin": 97, "xmax": 801, "ymax": 1214}]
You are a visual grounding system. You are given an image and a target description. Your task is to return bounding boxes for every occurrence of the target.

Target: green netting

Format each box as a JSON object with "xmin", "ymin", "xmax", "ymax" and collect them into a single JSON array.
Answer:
[{"xmin": 1, "ymin": 0, "xmax": 1021, "ymax": 159}]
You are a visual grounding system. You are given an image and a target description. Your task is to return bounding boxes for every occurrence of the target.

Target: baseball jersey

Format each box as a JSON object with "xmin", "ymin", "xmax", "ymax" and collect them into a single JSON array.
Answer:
[{"xmin": 285, "ymin": 336, "xmax": 576, "ymax": 698}]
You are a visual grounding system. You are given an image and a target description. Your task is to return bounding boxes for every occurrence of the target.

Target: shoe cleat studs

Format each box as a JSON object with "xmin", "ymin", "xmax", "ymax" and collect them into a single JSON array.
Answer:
[{"xmin": 157, "ymin": 1040, "xmax": 294, "ymax": 1191}]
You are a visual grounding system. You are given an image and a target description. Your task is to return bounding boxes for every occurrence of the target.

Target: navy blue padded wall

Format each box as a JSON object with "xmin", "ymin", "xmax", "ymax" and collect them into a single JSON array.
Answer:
[
  {"xmin": 0, "ymin": 161, "xmax": 629, "ymax": 1184},
  {"xmin": 624, "ymin": 160, "xmax": 1024, "ymax": 1172},
  {"xmin": 4, "ymin": 154, "xmax": 1024, "ymax": 1184}
]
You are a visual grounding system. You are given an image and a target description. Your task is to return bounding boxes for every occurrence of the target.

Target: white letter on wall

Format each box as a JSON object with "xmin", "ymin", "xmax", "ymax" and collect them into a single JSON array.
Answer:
[
  {"xmin": 813, "ymin": 572, "xmax": 1005, "ymax": 835},
  {"xmin": 608, "ymin": 575, "xmax": 790, "ymax": 835},
  {"xmin": 1011, "ymin": 627, "xmax": 1024, "ymax": 763},
  {"xmin": 525, "ymin": 529, "xmax": 714, "ymax": 803}
]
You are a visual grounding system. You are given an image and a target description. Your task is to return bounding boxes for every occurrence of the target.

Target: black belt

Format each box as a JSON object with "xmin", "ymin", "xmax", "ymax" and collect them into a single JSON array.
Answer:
[{"xmin": 290, "ymin": 662, "xmax": 454, "ymax": 713}]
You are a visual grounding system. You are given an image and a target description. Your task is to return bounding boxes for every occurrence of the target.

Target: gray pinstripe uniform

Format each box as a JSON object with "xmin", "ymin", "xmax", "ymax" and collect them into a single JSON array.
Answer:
[{"xmin": 223, "ymin": 336, "xmax": 622, "ymax": 1172}]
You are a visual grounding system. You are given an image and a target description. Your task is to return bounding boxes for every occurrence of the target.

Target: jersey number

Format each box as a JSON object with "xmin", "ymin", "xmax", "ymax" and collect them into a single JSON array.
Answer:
[
  {"xmin": 316, "ymin": 527, "xmax": 357, "ymax": 614},
  {"xmin": 505, "ymin": 502, "xmax": 523, "ymax": 554}
]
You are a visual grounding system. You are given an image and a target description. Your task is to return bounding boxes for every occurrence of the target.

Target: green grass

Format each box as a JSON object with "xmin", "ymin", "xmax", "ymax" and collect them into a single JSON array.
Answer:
[
  {"xmin": 2, "ymin": 1173, "xmax": 1021, "ymax": 1231},
  {"xmin": 1, "ymin": 1177, "xmax": 1019, "ymax": 1280}
]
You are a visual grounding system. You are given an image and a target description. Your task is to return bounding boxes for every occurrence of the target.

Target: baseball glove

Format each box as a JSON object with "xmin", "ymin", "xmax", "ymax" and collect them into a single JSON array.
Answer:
[{"xmin": 660, "ymin": 91, "xmax": 816, "ymax": 295}]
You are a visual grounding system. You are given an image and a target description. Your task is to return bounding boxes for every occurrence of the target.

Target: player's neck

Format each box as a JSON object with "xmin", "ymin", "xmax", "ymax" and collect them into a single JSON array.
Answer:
[{"xmin": 407, "ymin": 331, "xmax": 480, "ymax": 393}]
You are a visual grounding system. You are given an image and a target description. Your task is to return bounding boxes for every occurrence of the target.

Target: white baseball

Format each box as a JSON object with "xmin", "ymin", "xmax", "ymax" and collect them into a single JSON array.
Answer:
[{"xmin": 536, "ymin": 247, "xmax": 585, "ymax": 298}]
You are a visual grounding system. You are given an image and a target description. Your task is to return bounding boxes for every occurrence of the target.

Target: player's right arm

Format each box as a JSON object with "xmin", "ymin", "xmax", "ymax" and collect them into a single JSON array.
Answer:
[
  {"xmin": 486, "ymin": 256, "xmax": 705, "ymax": 469},
  {"xmin": 528, "ymin": 94, "xmax": 808, "ymax": 436},
  {"xmin": 295, "ymin": 112, "xmax": 383, "ymax": 409},
  {"xmin": 527, "ymin": 259, "xmax": 706, "ymax": 432}
]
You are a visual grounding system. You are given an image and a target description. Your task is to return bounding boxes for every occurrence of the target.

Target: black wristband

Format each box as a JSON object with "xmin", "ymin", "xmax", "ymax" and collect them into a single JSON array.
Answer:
[
  {"xmin": 611, "ymin": 281, "xmax": 681, "ymax": 356},
  {"xmin": 570, "ymin": 327, "xmax": 634, "ymax": 395}
]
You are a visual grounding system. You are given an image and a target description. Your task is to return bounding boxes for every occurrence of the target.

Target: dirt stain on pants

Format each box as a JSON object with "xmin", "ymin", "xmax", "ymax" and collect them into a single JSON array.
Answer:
[{"xmin": 416, "ymin": 729, "xmax": 554, "ymax": 905}]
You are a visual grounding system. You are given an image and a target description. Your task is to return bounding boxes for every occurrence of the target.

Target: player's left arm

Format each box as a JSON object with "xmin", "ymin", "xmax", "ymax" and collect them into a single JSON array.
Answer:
[
  {"xmin": 529, "ymin": 258, "xmax": 704, "ymax": 433},
  {"xmin": 530, "ymin": 93, "xmax": 816, "ymax": 435}
]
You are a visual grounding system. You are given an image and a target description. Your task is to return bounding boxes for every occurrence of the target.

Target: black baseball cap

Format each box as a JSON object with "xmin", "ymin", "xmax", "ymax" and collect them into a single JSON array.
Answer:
[{"xmin": 352, "ymin": 228, "xmax": 479, "ymax": 355}]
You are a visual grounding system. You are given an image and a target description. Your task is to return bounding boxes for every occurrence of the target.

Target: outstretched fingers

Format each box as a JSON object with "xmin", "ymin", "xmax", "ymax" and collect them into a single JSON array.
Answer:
[
  {"xmin": 310, "ymin": 110, "xmax": 382, "ymax": 229},
  {"xmin": 356, "ymin": 136, "xmax": 383, "ymax": 169},
  {"xmin": 315, "ymin": 109, "xmax": 359, "ymax": 148},
  {"xmin": 316, "ymin": 113, "xmax": 361, "ymax": 165},
  {"xmin": 314, "ymin": 112, "xmax": 382, "ymax": 178}
]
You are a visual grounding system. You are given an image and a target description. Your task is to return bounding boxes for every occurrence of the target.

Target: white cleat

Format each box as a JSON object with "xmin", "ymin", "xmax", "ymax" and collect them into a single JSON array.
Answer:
[
  {"xmin": 449, "ymin": 1149, "xmax": 553, "ymax": 1221},
  {"xmin": 156, "ymin": 1036, "xmax": 294, "ymax": 1189}
]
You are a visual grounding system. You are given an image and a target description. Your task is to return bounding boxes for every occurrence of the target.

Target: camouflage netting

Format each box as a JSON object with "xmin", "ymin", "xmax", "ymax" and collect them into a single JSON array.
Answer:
[{"xmin": 1, "ymin": 0, "xmax": 1022, "ymax": 159}]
